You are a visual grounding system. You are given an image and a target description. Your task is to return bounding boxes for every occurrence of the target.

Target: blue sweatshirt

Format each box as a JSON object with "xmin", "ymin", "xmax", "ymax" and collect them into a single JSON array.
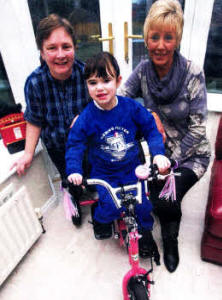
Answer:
[{"xmin": 66, "ymin": 96, "xmax": 165, "ymax": 177}]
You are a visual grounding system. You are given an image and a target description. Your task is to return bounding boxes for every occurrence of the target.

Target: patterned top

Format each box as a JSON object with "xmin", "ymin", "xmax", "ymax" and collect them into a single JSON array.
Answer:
[
  {"xmin": 120, "ymin": 58, "xmax": 211, "ymax": 178},
  {"xmin": 24, "ymin": 60, "xmax": 89, "ymax": 149}
]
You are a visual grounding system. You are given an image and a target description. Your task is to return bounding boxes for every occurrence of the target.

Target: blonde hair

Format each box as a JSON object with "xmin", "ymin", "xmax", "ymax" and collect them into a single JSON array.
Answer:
[{"xmin": 143, "ymin": 0, "xmax": 184, "ymax": 48}]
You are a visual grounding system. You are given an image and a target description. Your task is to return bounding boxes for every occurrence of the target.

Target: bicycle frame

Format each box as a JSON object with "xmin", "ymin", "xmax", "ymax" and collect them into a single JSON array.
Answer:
[
  {"xmin": 86, "ymin": 177, "xmax": 152, "ymax": 300},
  {"xmin": 122, "ymin": 227, "xmax": 152, "ymax": 300}
]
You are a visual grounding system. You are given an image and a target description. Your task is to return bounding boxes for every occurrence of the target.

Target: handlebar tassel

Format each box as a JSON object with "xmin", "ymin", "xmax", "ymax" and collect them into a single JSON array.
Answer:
[
  {"xmin": 159, "ymin": 173, "xmax": 176, "ymax": 201},
  {"xmin": 62, "ymin": 188, "xmax": 79, "ymax": 220}
]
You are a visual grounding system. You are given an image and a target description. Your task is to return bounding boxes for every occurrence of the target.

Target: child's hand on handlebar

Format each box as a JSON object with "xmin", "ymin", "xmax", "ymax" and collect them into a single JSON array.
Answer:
[
  {"xmin": 153, "ymin": 155, "xmax": 171, "ymax": 174},
  {"xmin": 68, "ymin": 173, "xmax": 83, "ymax": 185}
]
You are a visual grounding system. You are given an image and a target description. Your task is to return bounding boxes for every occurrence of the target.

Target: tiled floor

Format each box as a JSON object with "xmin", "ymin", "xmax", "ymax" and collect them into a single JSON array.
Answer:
[{"xmin": 0, "ymin": 112, "xmax": 222, "ymax": 300}]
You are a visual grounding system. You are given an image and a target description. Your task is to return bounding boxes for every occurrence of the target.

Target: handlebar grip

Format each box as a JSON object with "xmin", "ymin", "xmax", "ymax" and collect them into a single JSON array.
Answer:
[
  {"xmin": 150, "ymin": 159, "xmax": 177, "ymax": 178},
  {"xmin": 82, "ymin": 178, "xmax": 88, "ymax": 186},
  {"xmin": 62, "ymin": 178, "xmax": 88, "ymax": 188},
  {"xmin": 135, "ymin": 164, "xmax": 150, "ymax": 180},
  {"xmin": 150, "ymin": 163, "xmax": 159, "ymax": 179},
  {"xmin": 62, "ymin": 179, "xmax": 69, "ymax": 188},
  {"xmin": 169, "ymin": 159, "xmax": 178, "ymax": 169}
]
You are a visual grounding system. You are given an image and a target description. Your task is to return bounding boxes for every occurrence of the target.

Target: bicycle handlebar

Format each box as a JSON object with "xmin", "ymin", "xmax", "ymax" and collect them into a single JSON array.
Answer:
[
  {"xmin": 85, "ymin": 178, "xmax": 142, "ymax": 209},
  {"xmin": 147, "ymin": 159, "xmax": 179, "ymax": 181},
  {"xmin": 65, "ymin": 160, "xmax": 179, "ymax": 209}
]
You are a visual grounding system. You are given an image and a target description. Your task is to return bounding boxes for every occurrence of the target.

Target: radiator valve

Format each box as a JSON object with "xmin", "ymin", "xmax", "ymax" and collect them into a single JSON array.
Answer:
[{"xmin": 35, "ymin": 208, "xmax": 46, "ymax": 234}]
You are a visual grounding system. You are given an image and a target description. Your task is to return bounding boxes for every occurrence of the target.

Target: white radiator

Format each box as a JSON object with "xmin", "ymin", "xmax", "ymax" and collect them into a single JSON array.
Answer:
[{"xmin": 0, "ymin": 184, "xmax": 42, "ymax": 286}]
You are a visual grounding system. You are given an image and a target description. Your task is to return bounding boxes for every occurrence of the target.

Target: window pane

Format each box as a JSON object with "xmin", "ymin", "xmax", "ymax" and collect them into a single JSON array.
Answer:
[
  {"xmin": 0, "ymin": 53, "xmax": 15, "ymax": 106},
  {"xmin": 204, "ymin": 0, "xmax": 222, "ymax": 94},
  {"xmin": 27, "ymin": 0, "xmax": 102, "ymax": 62},
  {"xmin": 132, "ymin": 0, "xmax": 185, "ymax": 69},
  {"xmin": 132, "ymin": 0, "xmax": 149, "ymax": 69}
]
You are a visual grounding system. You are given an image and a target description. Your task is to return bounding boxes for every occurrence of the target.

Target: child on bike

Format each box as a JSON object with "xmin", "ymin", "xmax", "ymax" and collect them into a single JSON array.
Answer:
[{"xmin": 65, "ymin": 51, "xmax": 170, "ymax": 259}]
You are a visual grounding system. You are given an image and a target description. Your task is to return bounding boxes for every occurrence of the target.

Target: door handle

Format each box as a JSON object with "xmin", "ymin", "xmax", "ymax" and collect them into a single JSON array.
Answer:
[
  {"xmin": 99, "ymin": 23, "xmax": 114, "ymax": 55},
  {"xmin": 124, "ymin": 21, "xmax": 143, "ymax": 63},
  {"xmin": 90, "ymin": 23, "xmax": 114, "ymax": 55}
]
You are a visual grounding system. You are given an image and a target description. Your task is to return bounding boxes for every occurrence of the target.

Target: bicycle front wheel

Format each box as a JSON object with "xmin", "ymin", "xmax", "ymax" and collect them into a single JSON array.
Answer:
[{"xmin": 127, "ymin": 277, "xmax": 149, "ymax": 300}]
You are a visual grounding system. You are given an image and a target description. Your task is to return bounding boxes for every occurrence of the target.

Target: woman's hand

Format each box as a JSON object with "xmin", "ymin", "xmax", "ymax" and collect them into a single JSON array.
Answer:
[
  {"xmin": 10, "ymin": 122, "xmax": 41, "ymax": 176},
  {"xmin": 151, "ymin": 111, "xmax": 166, "ymax": 143},
  {"xmin": 153, "ymin": 154, "xmax": 171, "ymax": 174},
  {"xmin": 68, "ymin": 173, "xmax": 83, "ymax": 185},
  {"xmin": 10, "ymin": 152, "xmax": 33, "ymax": 176}
]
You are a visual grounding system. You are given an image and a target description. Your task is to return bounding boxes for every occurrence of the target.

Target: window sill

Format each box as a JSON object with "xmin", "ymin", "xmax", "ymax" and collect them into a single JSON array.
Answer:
[
  {"xmin": 0, "ymin": 140, "xmax": 42, "ymax": 184},
  {"xmin": 207, "ymin": 93, "xmax": 222, "ymax": 112}
]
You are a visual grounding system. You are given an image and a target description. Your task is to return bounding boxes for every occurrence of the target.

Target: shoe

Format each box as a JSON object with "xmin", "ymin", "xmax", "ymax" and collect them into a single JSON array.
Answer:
[
  {"xmin": 163, "ymin": 237, "xmax": 179, "ymax": 273},
  {"xmin": 139, "ymin": 229, "xmax": 160, "ymax": 265},
  {"xmin": 92, "ymin": 220, "xmax": 113, "ymax": 240},
  {"xmin": 161, "ymin": 221, "xmax": 180, "ymax": 272},
  {"xmin": 91, "ymin": 203, "xmax": 112, "ymax": 240}
]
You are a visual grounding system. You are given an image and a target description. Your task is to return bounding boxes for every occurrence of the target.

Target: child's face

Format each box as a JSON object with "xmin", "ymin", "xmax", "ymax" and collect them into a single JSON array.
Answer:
[{"xmin": 86, "ymin": 72, "xmax": 122, "ymax": 110}]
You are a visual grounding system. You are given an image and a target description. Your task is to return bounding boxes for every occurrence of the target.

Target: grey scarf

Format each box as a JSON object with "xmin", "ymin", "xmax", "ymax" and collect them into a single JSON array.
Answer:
[{"xmin": 146, "ymin": 50, "xmax": 189, "ymax": 105}]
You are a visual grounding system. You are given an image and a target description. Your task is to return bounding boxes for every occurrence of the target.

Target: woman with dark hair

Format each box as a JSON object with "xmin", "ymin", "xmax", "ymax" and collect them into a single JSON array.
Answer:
[{"xmin": 11, "ymin": 14, "xmax": 89, "ymax": 224}]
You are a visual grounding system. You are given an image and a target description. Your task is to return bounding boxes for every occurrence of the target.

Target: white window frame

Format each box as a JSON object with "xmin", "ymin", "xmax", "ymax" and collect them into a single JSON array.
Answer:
[
  {"xmin": 99, "ymin": 0, "xmax": 132, "ymax": 83},
  {"xmin": 180, "ymin": 0, "xmax": 219, "ymax": 112}
]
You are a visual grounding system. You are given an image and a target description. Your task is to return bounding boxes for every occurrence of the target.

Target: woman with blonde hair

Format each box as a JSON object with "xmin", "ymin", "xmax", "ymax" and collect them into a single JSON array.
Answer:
[{"xmin": 121, "ymin": 0, "xmax": 210, "ymax": 272}]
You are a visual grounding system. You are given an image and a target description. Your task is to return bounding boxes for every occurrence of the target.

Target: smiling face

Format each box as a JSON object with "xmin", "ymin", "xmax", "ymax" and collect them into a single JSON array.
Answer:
[
  {"xmin": 147, "ymin": 25, "xmax": 177, "ymax": 78},
  {"xmin": 41, "ymin": 27, "xmax": 75, "ymax": 80},
  {"xmin": 87, "ymin": 72, "xmax": 122, "ymax": 110}
]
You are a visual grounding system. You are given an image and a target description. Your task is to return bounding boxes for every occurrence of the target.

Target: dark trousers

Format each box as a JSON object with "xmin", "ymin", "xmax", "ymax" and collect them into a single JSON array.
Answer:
[
  {"xmin": 149, "ymin": 167, "xmax": 198, "ymax": 224},
  {"xmin": 46, "ymin": 147, "xmax": 90, "ymax": 199}
]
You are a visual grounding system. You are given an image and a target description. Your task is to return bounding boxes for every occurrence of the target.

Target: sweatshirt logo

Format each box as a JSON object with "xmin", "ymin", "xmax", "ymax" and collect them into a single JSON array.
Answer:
[{"xmin": 101, "ymin": 130, "xmax": 134, "ymax": 161}]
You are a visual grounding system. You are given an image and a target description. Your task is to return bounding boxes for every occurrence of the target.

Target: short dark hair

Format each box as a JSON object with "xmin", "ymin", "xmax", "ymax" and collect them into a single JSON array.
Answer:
[
  {"xmin": 84, "ymin": 52, "xmax": 120, "ymax": 80},
  {"xmin": 36, "ymin": 14, "xmax": 76, "ymax": 50}
]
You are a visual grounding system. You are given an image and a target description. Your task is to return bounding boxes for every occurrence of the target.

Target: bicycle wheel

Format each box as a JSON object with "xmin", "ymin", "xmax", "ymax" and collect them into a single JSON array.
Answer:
[
  {"xmin": 71, "ymin": 197, "xmax": 82, "ymax": 227},
  {"xmin": 127, "ymin": 277, "xmax": 149, "ymax": 300}
]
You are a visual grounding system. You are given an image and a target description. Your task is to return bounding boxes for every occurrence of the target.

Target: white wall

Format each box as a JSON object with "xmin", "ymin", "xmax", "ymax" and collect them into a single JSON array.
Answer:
[{"xmin": 0, "ymin": 0, "xmax": 39, "ymax": 108}]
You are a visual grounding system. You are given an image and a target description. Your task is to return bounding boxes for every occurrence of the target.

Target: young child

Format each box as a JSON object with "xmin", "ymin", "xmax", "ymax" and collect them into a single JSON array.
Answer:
[{"xmin": 65, "ymin": 52, "xmax": 170, "ymax": 259}]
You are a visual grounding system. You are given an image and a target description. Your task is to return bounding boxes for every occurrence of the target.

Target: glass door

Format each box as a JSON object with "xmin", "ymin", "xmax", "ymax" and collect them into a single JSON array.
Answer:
[
  {"xmin": 27, "ymin": 0, "xmax": 138, "ymax": 81},
  {"xmin": 131, "ymin": 0, "xmax": 150, "ymax": 69},
  {"xmin": 28, "ymin": 0, "xmax": 103, "ymax": 62},
  {"xmin": 27, "ymin": 0, "xmax": 220, "ymax": 111}
]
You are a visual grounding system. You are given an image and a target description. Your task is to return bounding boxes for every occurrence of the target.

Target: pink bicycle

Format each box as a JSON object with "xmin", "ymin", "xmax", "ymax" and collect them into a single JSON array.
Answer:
[
  {"xmin": 86, "ymin": 174, "xmax": 153, "ymax": 299},
  {"xmin": 64, "ymin": 161, "xmax": 178, "ymax": 299},
  {"xmin": 85, "ymin": 161, "xmax": 178, "ymax": 300}
]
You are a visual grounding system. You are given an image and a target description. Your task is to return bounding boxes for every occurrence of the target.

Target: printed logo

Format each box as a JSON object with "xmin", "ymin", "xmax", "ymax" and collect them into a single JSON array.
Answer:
[{"xmin": 101, "ymin": 130, "xmax": 134, "ymax": 161}]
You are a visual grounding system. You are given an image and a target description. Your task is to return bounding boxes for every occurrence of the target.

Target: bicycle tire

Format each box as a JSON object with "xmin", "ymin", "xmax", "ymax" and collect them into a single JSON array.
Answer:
[
  {"xmin": 71, "ymin": 197, "xmax": 82, "ymax": 227},
  {"xmin": 127, "ymin": 278, "xmax": 149, "ymax": 300}
]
